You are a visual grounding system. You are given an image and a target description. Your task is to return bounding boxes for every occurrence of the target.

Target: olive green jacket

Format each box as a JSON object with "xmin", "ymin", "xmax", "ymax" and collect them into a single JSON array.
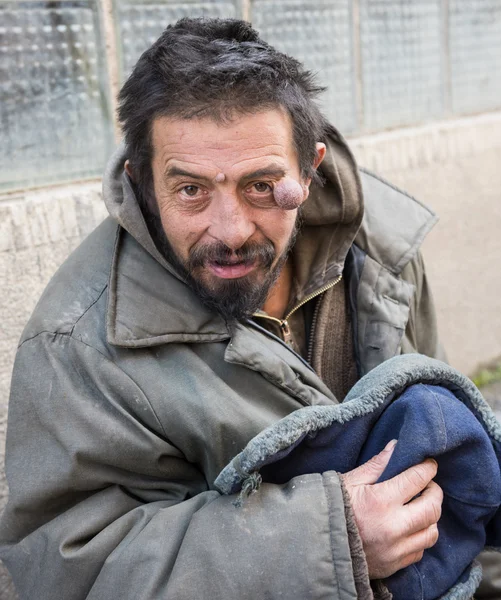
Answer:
[{"xmin": 0, "ymin": 130, "xmax": 442, "ymax": 599}]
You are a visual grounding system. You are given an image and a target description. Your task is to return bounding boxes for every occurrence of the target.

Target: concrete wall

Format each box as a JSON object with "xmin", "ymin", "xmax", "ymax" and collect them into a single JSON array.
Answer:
[{"xmin": 1, "ymin": 111, "xmax": 500, "ymax": 596}]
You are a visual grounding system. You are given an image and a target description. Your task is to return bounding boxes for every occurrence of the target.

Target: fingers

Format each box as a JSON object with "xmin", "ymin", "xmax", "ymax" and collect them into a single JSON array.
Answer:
[
  {"xmin": 370, "ymin": 522, "xmax": 440, "ymax": 578},
  {"xmin": 394, "ymin": 523, "xmax": 440, "ymax": 572},
  {"xmin": 403, "ymin": 480, "xmax": 443, "ymax": 535},
  {"xmin": 345, "ymin": 453, "xmax": 442, "ymax": 580},
  {"xmin": 380, "ymin": 458, "xmax": 438, "ymax": 504},
  {"xmin": 343, "ymin": 439, "xmax": 398, "ymax": 487}
]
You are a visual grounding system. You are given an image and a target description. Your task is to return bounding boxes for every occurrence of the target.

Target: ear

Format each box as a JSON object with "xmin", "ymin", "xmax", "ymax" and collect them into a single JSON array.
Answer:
[
  {"xmin": 313, "ymin": 142, "xmax": 327, "ymax": 170},
  {"xmin": 302, "ymin": 142, "xmax": 328, "ymax": 200},
  {"xmin": 124, "ymin": 160, "xmax": 134, "ymax": 181}
]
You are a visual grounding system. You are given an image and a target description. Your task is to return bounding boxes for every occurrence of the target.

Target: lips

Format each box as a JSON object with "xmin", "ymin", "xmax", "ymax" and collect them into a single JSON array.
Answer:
[{"xmin": 206, "ymin": 259, "xmax": 257, "ymax": 279}]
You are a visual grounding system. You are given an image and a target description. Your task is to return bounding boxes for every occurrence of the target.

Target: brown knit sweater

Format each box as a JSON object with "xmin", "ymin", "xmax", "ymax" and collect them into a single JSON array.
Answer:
[{"xmin": 310, "ymin": 276, "xmax": 358, "ymax": 402}]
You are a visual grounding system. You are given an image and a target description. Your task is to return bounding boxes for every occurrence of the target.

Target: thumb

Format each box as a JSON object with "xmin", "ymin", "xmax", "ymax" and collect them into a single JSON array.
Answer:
[{"xmin": 343, "ymin": 439, "xmax": 397, "ymax": 487}]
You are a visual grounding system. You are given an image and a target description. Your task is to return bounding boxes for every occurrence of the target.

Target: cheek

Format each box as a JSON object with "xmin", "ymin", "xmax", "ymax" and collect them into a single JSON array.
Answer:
[
  {"xmin": 258, "ymin": 211, "xmax": 298, "ymax": 251},
  {"xmin": 157, "ymin": 205, "xmax": 207, "ymax": 260}
]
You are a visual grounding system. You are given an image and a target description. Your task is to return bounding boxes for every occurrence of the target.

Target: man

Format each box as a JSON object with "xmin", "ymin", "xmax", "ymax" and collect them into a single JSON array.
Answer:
[{"xmin": 0, "ymin": 17, "xmax": 464, "ymax": 599}]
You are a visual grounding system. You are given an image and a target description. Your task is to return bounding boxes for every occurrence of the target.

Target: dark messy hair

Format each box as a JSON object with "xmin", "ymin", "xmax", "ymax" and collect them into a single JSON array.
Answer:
[{"xmin": 118, "ymin": 17, "xmax": 329, "ymax": 206}]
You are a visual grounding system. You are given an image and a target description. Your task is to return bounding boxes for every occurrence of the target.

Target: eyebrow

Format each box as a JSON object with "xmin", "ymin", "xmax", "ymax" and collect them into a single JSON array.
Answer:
[
  {"xmin": 164, "ymin": 166, "xmax": 208, "ymax": 181},
  {"xmin": 242, "ymin": 165, "xmax": 287, "ymax": 181},
  {"xmin": 163, "ymin": 163, "xmax": 288, "ymax": 183}
]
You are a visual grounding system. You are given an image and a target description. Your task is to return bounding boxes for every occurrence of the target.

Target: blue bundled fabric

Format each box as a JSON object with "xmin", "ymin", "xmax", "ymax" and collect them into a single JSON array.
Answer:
[{"xmin": 215, "ymin": 355, "xmax": 501, "ymax": 600}]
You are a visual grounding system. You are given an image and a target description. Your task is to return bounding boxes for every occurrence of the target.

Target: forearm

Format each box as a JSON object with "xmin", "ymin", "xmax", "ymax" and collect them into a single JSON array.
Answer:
[
  {"xmin": 2, "ymin": 473, "xmax": 361, "ymax": 599},
  {"xmin": 0, "ymin": 334, "xmax": 365, "ymax": 600}
]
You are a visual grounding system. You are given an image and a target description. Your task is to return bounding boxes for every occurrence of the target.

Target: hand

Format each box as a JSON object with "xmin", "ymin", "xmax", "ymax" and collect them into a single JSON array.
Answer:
[{"xmin": 342, "ymin": 440, "xmax": 443, "ymax": 579}]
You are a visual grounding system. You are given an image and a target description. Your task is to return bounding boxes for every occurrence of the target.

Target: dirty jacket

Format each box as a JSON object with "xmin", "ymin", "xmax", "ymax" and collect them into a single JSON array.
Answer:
[
  {"xmin": 0, "ymin": 128, "xmax": 442, "ymax": 599},
  {"xmin": 217, "ymin": 354, "xmax": 501, "ymax": 600}
]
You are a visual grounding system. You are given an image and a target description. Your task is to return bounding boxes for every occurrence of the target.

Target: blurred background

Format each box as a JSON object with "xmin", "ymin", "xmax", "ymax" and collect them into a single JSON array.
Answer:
[{"xmin": 1, "ymin": 0, "xmax": 501, "ymax": 596}]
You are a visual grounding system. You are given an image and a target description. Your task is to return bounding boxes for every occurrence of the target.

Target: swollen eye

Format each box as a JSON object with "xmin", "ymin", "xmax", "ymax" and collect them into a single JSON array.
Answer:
[{"xmin": 273, "ymin": 178, "xmax": 305, "ymax": 210}]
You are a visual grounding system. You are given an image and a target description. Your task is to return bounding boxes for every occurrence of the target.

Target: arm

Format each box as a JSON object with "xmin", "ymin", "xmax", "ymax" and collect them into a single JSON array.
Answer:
[{"xmin": 0, "ymin": 332, "xmax": 362, "ymax": 600}]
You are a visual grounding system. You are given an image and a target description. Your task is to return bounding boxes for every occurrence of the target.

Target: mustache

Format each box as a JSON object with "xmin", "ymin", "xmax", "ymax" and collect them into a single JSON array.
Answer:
[{"xmin": 187, "ymin": 240, "xmax": 275, "ymax": 271}]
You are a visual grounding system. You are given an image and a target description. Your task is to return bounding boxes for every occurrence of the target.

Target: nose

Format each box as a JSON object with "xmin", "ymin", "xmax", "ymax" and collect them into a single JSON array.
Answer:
[{"xmin": 207, "ymin": 191, "xmax": 256, "ymax": 250}]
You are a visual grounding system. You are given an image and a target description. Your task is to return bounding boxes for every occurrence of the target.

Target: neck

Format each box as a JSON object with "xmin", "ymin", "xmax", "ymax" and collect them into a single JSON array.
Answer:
[{"xmin": 262, "ymin": 258, "xmax": 293, "ymax": 319}]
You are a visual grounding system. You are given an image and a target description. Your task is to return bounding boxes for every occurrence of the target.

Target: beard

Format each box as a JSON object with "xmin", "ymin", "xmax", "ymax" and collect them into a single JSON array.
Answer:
[{"xmin": 143, "ymin": 208, "xmax": 299, "ymax": 323}]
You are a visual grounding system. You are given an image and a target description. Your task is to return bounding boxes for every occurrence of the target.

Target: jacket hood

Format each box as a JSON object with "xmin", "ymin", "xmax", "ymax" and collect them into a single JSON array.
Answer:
[
  {"xmin": 102, "ymin": 125, "xmax": 364, "ymax": 304},
  {"xmin": 292, "ymin": 124, "xmax": 364, "ymax": 301},
  {"xmin": 102, "ymin": 143, "xmax": 180, "ymax": 279}
]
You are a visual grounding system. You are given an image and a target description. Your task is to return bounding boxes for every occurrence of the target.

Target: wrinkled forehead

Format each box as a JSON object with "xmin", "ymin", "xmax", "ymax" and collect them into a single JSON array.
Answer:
[{"xmin": 150, "ymin": 109, "xmax": 300, "ymax": 179}]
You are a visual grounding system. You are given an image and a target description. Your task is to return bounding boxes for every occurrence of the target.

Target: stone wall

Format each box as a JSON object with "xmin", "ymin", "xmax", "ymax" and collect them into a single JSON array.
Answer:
[{"xmin": 1, "ymin": 111, "xmax": 500, "ymax": 597}]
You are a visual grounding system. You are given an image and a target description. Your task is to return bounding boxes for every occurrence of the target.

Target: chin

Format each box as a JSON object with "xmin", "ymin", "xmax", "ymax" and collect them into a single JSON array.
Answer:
[{"xmin": 187, "ymin": 268, "xmax": 272, "ymax": 321}]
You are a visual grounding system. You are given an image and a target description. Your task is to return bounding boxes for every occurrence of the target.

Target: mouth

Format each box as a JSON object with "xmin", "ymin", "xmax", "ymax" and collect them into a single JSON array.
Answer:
[{"xmin": 205, "ymin": 259, "xmax": 258, "ymax": 279}]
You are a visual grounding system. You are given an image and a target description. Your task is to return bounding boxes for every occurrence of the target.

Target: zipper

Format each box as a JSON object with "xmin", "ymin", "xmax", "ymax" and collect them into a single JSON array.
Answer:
[
  {"xmin": 245, "ymin": 318, "xmax": 316, "ymax": 375},
  {"xmin": 253, "ymin": 274, "xmax": 342, "ymax": 348},
  {"xmin": 307, "ymin": 294, "xmax": 323, "ymax": 365}
]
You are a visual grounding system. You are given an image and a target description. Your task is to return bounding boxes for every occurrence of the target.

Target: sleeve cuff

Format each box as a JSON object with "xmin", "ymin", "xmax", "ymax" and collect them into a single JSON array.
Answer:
[{"xmin": 339, "ymin": 474, "xmax": 385, "ymax": 599}]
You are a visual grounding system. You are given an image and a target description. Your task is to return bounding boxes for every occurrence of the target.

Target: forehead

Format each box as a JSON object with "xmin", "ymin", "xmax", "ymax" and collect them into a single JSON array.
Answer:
[{"xmin": 151, "ymin": 109, "xmax": 298, "ymax": 176}]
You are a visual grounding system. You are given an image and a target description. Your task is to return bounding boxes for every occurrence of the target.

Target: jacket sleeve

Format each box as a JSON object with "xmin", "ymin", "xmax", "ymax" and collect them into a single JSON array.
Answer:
[
  {"xmin": 0, "ymin": 331, "xmax": 368, "ymax": 600},
  {"xmin": 400, "ymin": 251, "xmax": 447, "ymax": 362}
]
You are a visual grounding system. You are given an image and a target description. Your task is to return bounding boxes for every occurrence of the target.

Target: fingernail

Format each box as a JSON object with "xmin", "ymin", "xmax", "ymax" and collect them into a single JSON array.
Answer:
[{"xmin": 383, "ymin": 439, "xmax": 398, "ymax": 453}]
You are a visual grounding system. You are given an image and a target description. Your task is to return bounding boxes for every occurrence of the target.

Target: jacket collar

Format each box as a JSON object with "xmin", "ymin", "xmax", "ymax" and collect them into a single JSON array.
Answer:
[
  {"xmin": 356, "ymin": 169, "xmax": 438, "ymax": 275},
  {"xmin": 106, "ymin": 226, "xmax": 230, "ymax": 347}
]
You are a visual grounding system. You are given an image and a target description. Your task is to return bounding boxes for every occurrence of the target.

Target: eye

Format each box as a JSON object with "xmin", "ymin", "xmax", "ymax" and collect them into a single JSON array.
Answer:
[
  {"xmin": 181, "ymin": 185, "xmax": 200, "ymax": 197},
  {"xmin": 252, "ymin": 182, "xmax": 272, "ymax": 193},
  {"xmin": 244, "ymin": 181, "xmax": 276, "ymax": 208}
]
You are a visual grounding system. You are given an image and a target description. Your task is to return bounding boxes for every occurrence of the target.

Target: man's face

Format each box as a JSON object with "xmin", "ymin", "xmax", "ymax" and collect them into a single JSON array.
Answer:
[{"xmin": 148, "ymin": 109, "xmax": 309, "ymax": 320}]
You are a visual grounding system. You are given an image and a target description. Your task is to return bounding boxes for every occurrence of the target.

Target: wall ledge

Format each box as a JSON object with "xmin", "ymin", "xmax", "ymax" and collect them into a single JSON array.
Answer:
[{"xmin": 348, "ymin": 111, "xmax": 501, "ymax": 173}]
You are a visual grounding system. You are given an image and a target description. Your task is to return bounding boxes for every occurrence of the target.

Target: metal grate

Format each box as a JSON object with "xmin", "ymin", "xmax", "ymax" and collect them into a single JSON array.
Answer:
[
  {"xmin": 450, "ymin": 0, "xmax": 501, "ymax": 115},
  {"xmin": 116, "ymin": 0, "xmax": 240, "ymax": 77},
  {"xmin": 250, "ymin": 0, "xmax": 357, "ymax": 134},
  {"xmin": 0, "ymin": 0, "xmax": 114, "ymax": 191},
  {"xmin": 360, "ymin": 0, "xmax": 444, "ymax": 131}
]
